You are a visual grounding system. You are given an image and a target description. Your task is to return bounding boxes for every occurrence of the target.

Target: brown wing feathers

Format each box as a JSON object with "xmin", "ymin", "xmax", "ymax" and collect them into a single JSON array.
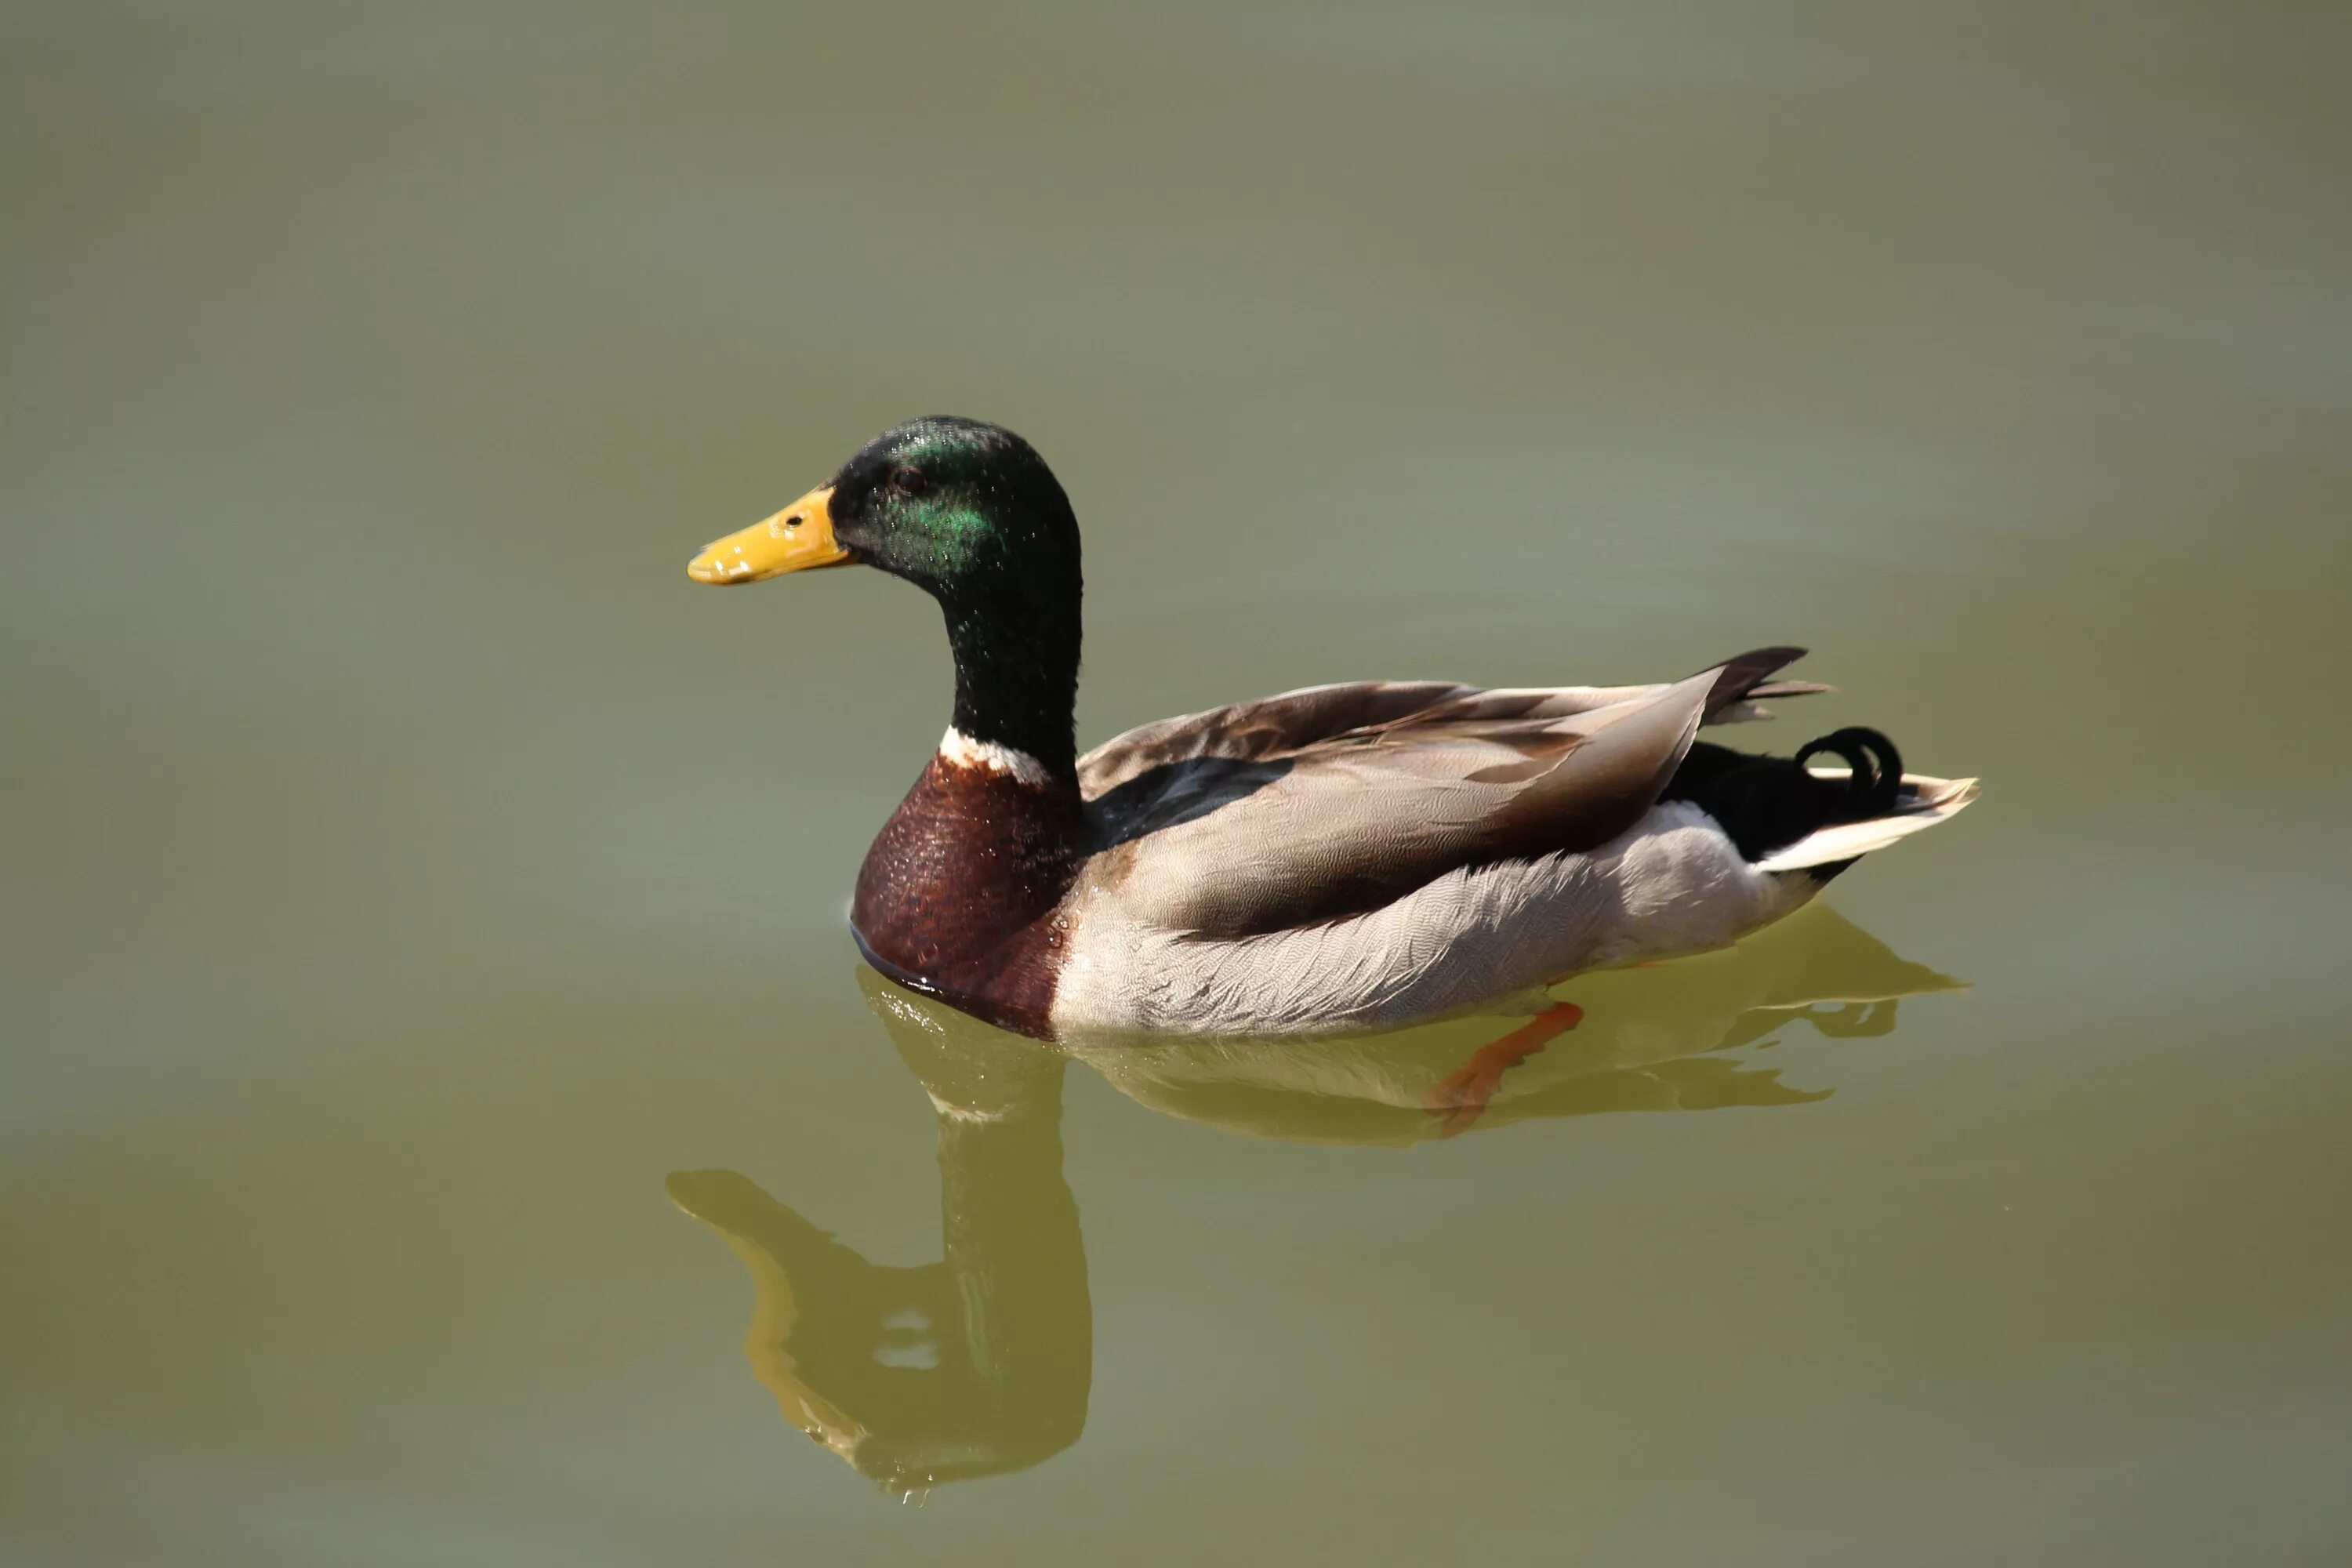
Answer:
[
  {"xmin": 1080, "ymin": 652, "xmax": 1812, "ymax": 939},
  {"xmin": 1699, "ymin": 646, "xmax": 1813, "ymax": 720}
]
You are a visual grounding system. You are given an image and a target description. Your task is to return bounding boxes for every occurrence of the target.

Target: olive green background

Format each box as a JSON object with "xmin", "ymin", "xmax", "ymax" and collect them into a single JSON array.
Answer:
[{"xmin": 5, "ymin": 2, "xmax": 2348, "ymax": 1563}]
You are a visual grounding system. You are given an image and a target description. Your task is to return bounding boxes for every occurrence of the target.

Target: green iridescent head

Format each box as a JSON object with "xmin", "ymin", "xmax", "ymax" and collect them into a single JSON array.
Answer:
[
  {"xmin": 688, "ymin": 417, "xmax": 1087, "ymax": 774},
  {"xmin": 824, "ymin": 417, "xmax": 1081, "ymax": 610}
]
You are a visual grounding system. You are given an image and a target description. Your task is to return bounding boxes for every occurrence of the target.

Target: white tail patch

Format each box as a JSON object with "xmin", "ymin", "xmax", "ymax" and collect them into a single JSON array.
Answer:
[{"xmin": 1751, "ymin": 773, "xmax": 1982, "ymax": 873}]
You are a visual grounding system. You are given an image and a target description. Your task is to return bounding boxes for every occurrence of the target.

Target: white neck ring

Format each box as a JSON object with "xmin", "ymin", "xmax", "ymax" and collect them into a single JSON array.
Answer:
[{"xmin": 937, "ymin": 728, "xmax": 1054, "ymax": 788}]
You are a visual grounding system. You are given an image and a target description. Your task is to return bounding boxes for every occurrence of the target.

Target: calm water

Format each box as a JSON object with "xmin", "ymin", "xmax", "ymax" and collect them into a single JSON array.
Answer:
[{"xmin": 5, "ymin": 2, "xmax": 2350, "ymax": 1563}]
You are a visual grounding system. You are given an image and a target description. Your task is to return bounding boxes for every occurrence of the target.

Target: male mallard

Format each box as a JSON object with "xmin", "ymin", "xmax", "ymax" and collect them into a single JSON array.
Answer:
[{"xmin": 688, "ymin": 417, "xmax": 1977, "ymax": 1039}]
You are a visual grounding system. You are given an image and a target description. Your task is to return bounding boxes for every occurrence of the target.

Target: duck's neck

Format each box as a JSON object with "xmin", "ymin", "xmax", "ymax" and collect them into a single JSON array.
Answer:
[
  {"xmin": 941, "ymin": 592, "xmax": 1082, "ymax": 790},
  {"xmin": 849, "ymin": 589, "xmax": 1086, "ymax": 1024}
]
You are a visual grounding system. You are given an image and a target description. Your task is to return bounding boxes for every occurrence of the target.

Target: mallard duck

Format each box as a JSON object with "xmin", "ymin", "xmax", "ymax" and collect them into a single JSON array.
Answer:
[{"xmin": 687, "ymin": 417, "xmax": 1977, "ymax": 1038}]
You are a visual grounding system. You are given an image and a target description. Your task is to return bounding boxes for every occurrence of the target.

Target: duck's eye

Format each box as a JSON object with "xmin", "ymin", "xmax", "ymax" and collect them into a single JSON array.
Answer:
[{"xmin": 887, "ymin": 465, "xmax": 928, "ymax": 498}]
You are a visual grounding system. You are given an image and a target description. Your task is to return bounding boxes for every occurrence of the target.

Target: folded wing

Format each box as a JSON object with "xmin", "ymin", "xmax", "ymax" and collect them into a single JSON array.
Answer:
[{"xmin": 1076, "ymin": 648, "xmax": 1816, "ymax": 939}]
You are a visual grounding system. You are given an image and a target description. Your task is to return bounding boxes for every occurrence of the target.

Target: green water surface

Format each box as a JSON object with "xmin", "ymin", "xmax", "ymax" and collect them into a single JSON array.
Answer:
[{"xmin": 5, "ymin": 2, "xmax": 2350, "ymax": 1563}]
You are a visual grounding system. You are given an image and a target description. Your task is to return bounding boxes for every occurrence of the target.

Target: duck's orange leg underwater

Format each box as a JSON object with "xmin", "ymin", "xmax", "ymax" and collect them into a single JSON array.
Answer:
[{"xmin": 1427, "ymin": 1003, "xmax": 1586, "ymax": 1138}]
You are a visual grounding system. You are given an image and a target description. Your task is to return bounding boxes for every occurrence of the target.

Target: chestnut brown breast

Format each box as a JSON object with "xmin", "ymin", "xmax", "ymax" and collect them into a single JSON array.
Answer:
[{"xmin": 850, "ymin": 759, "xmax": 1084, "ymax": 1036}]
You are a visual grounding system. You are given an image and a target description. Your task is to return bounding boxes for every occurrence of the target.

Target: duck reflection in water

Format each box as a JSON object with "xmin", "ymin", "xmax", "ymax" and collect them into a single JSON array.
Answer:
[
  {"xmin": 667, "ymin": 1013, "xmax": 1087, "ymax": 1498},
  {"xmin": 668, "ymin": 906, "xmax": 1962, "ymax": 1494}
]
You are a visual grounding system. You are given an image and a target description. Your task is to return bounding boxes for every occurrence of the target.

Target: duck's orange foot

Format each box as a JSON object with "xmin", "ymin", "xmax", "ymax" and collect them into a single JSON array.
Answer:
[{"xmin": 1425, "ymin": 1002, "xmax": 1585, "ymax": 1138}]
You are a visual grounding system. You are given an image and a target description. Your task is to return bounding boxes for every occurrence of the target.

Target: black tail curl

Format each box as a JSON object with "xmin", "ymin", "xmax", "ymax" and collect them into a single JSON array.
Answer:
[
  {"xmin": 1663, "ymin": 724, "xmax": 1909, "ymax": 866},
  {"xmin": 1794, "ymin": 726, "xmax": 1904, "ymax": 815}
]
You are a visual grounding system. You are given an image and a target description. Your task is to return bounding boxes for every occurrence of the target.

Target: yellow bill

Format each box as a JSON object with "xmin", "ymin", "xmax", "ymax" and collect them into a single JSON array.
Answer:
[{"xmin": 688, "ymin": 485, "xmax": 853, "ymax": 584}]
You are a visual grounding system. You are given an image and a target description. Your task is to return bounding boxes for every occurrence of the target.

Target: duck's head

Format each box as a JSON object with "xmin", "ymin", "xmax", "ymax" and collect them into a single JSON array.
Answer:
[
  {"xmin": 690, "ymin": 417, "xmax": 1086, "ymax": 775},
  {"xmin": 688, "ymin": 416, "xmax": 1079, "ymax": 608}
]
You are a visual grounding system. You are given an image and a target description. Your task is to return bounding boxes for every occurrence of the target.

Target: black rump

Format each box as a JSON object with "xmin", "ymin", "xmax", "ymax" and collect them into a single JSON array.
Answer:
[{"xmin": 1663, "ymin": 726, "xmax": 1906, "ymax": 872}]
